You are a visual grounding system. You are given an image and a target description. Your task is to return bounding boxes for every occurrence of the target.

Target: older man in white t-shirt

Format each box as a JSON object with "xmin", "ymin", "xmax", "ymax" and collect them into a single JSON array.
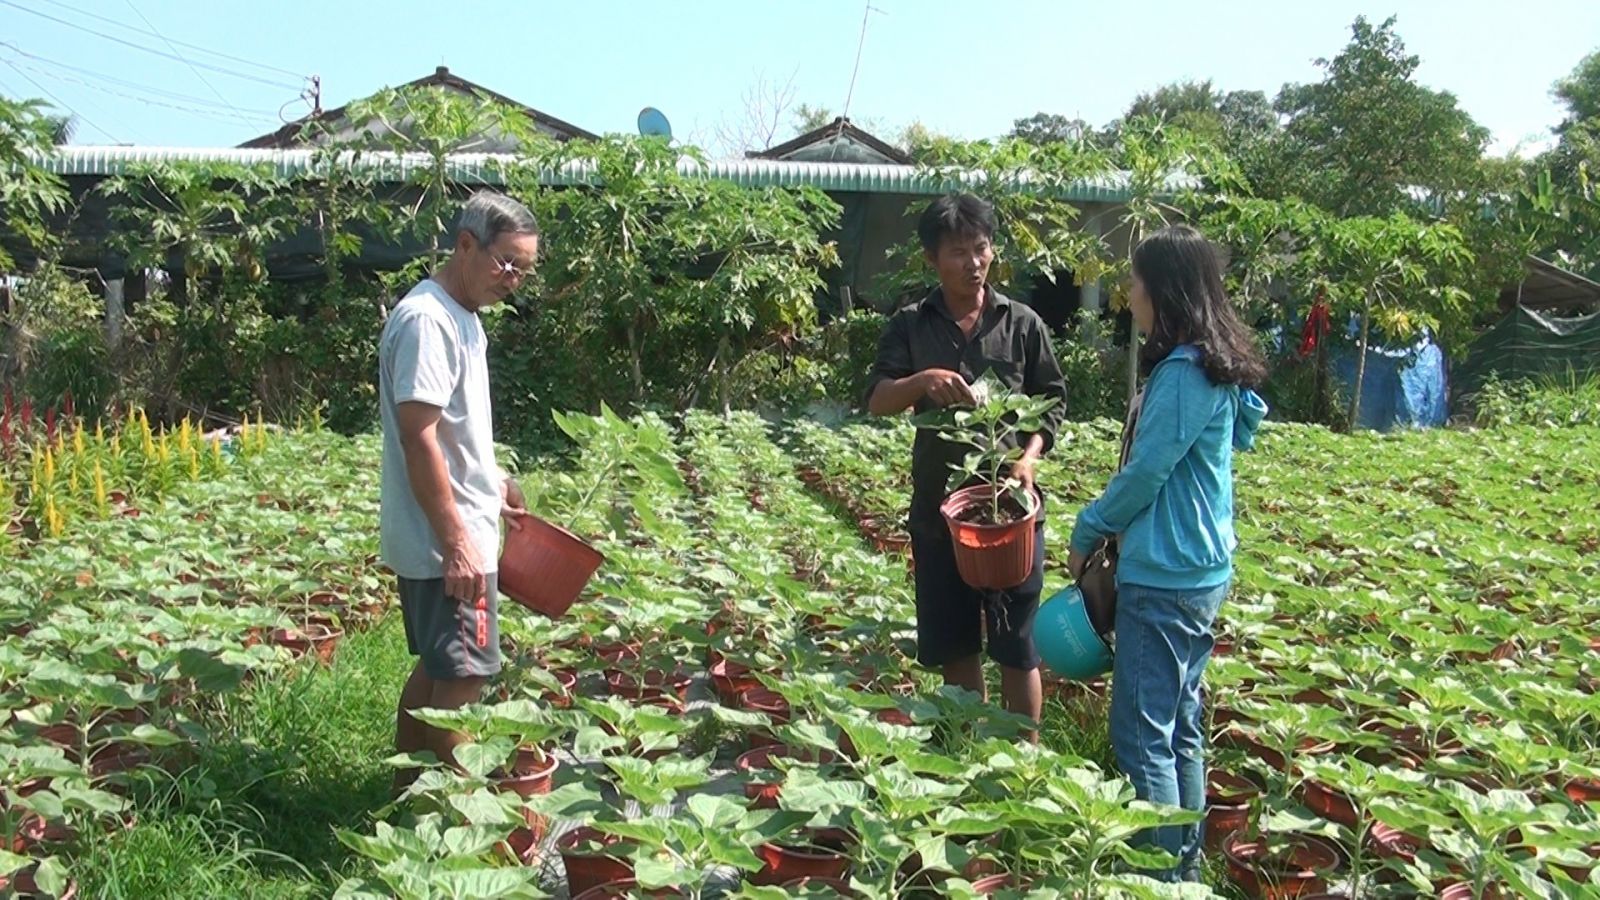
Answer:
[{"xmin": 379, "ymin": 190, "xmax": 538, "ymax": 792}]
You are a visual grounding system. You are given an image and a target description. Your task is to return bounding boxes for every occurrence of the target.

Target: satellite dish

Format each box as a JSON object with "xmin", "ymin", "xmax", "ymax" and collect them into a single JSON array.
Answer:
[{"xmin": 637, "ymin": 107, "xmax": 672, "ymax": 139}]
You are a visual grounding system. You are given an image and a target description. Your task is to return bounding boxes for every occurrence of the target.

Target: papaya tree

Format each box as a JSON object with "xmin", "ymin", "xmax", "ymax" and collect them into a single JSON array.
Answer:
[
  {"xmin": 872, "ymin": 135, "xmax": 1113, "ymax": 305},
  {"xmin": 0, "ymin": 96, "xmax": 70, "ymax": 275},
  {"xmin": 1307, "ymin": 212, "xmax": 1475, "ymax": 430}
]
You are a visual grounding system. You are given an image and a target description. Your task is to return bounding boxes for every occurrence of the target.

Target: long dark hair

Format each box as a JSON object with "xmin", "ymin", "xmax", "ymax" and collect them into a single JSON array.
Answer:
[{"xmin": 1132, "ymin": 224, "xmax": 1267, "ymax": 389}]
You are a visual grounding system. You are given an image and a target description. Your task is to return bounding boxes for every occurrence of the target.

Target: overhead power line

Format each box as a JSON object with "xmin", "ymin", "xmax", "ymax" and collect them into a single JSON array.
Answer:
[
  {"xmin": 0, "ymin": 57, "xmax": 120, "ymax": 142},
  {"xmin": 122, "ymin": 0, "xmax": 243, "ymax": 118},
  {"xmin": 5, "ymin": 57, "xmax": 279, "ymax": 124},
  {"xmin": 31, "ymin": 0, "xmax": 307, "ymax": 80},
  {"xmin": 1, "ymin": 42, "xmax": 279, "ymax": 115},
  {"xmin": 0, "ymin": 0, "xmax": 304, "ymax": 91}
]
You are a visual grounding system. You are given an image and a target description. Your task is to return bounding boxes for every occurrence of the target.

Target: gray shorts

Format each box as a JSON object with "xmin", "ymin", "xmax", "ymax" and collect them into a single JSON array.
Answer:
[{"xmin": 398, "ymin": 574, "xmax": 503, "ymax": 680}]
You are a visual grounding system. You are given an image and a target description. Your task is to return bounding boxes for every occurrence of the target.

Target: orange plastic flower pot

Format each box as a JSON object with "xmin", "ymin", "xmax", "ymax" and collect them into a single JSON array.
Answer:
[
  {"xmin": 498, "ymin": 514, "xmax": 604, "ymax": 619},
  {"xmin": 939, "ymin": 484, "xmax": 1040, "ymax": 590}
]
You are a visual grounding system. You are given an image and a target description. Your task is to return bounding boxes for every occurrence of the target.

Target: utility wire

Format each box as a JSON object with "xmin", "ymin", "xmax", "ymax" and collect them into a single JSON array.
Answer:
[
  {"xmin": 32, "ymin": 0, "xmax": 306, "ymax": 80},
  {"xmin": 0, "ymin": 0, "xmax": 304, "ymax": 90},
  {"xmin": 2, "ymin": 43, "xmax": 279, "ymax": 114},
  {"xmin": 5, "ymin": 57, "xmax": 278, "ymax": 124},
  {"xmin": 122, "ymin": 0, "xmax": 244, "ymax": 118},
  {"xmin": 1, "ymin": 57, "xmax": 120, "ymax": 142}
]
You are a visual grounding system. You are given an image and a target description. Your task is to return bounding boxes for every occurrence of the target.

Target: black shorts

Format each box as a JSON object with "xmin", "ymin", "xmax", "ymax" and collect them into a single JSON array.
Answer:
[
  {"xmin": 909, "ymin": 518, "xmax": 1044, "ymax": 671},
  {"xmin": 399, "ymin": 573, "xmax": 503, "ymax": 680}
]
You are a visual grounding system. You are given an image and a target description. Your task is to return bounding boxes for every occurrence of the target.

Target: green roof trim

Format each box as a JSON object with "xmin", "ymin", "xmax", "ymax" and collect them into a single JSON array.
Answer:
[{"xmin": 24, "ymin": 146, "xmax": 1196, "ymax": 202}]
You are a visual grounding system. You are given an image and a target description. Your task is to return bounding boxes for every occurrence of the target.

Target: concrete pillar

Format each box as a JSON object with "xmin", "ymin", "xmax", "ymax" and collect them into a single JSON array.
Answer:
[
  {"xmin": 1085, "ymin": 212, "xmax": 1108, "ymax": 309},
  {"xmin": 105, "ymin": 277, "xmax": 124, "ymax": 348}
]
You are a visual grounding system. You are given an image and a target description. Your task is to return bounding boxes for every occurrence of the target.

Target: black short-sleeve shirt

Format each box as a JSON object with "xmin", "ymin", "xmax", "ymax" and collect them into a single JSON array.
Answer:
[{"xmin": 865, "ymin": 286, "xmax": 1069, "ymax": 527}]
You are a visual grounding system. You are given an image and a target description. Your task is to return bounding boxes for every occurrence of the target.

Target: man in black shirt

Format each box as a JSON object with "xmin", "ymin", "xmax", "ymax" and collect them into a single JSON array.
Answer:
[{"xmin": 865, "ymin": 193, "xmax": 1068, "ymax": 738}]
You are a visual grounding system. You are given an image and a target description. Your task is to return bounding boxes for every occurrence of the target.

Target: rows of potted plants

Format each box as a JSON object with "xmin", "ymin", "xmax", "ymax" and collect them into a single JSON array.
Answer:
[
  {"xmin": 335, "ymin": 409, "xmax": 1205, "ymax": 898},
  {"xmin": 1, "ymin": 414, "xmax": 392, "ymax": 895},
  {"xmin": 778, "ymin": 414, "xmax": 1600, "ymax": 896}
]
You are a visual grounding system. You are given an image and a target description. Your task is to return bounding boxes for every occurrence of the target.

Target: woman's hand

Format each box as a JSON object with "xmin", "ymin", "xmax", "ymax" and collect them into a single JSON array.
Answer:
[{"xmin": 1067, "ymin": 548, "xmax": 1088, "ymax": 579}]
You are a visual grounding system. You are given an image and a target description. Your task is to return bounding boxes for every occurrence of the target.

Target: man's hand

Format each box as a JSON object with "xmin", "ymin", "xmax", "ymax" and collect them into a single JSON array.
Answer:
[
  {"xmin": 921, "ymin": 369, "xmax": 977, "ymax": 408},
  {"xmin": 443, "ymin": 538, "xmax": 487, "ymax": 604},
  {"xmin": 501, "ymin": 476, "xmax": 527, "ymax": 531},
  {"xmin": 1009, "ymin": 455, "xmax": 1038, "ymax": 493}
]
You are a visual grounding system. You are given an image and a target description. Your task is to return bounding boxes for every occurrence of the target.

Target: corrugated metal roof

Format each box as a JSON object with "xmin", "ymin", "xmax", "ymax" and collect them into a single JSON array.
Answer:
[{"xmin": 23, "ymin": 146, "xmax": 1196, "ymax": 202}]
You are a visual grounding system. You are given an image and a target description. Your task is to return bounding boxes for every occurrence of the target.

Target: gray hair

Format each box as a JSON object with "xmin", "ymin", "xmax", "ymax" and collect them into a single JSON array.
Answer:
[{"xmin": 456, "ymin": 190, "xmax": 539, "ymax": 247}]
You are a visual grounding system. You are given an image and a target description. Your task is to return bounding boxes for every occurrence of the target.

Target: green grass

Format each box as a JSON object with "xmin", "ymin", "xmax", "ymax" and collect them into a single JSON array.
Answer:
[{"xmin": 75, "ymin": 615, "xmax": 414, "ymax": 899}]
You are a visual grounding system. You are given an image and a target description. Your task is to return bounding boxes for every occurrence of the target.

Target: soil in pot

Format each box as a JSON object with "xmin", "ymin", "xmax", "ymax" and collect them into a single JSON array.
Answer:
[
  {"xmin": 558, "ymin": 826, "xmax": 637, "ymax": 896},
  {"xmin": 949, "ymin": 487, "xmax": 1034, "ymax": 527},
  {"xmin": 753, "ymin": 828, "xmax": 855, "ymax": 886},
  {"xmin": 1224, "ymin": 831, "xmax": 1342, "ymax": 899},
  {"xmin": 940, "ymin": 484, "xmax": 1041, "ymax": 590}
]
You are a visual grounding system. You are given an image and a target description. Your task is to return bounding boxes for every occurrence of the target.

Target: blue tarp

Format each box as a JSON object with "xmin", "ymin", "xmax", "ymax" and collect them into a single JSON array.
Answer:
[{"xmin": 1331, "ymin": 333, "xmax": 1449, "ymax": 431}]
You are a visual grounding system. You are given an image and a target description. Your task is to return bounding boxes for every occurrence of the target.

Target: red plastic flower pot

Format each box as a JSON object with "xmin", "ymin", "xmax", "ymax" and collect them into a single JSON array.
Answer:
[
  {"xmin": 753, "ymin": 828, "xmax": 855, "ymax": 886},
  {"xmin": 711, "ymin": 659, "xmax": 760, "ymax": 707},
  {"xmin": 494, "ymin": 750, "xmax": 558, "ymax": 829},
  {"xmin": 1223, "ymin": 831, "xmax": 1341, "ymax": 899},
  {"xmin": 606, "ymin": 669, "xmax": 693, "ymax": 702},
  {"xmin": 497, "ymin": 825, "xmax": 542, "ymax": 866},
  {"xmin": 558, "ymin": 826, "xmax": 636, "ymax": 896},
  {"xmin": 938, "ymin": 484, "xmax": 1040, "ymax": 590},
  {"xmin": 1567, "ymin": 777, "xmax": 1600, "ymax": 805},
  {"xmin": 738, "ymin": 687, "xmax": 792, "ymax": 724},
  {"xmin": 781, "ymin": 876, "xmax": 861, "ymax": 897},
  {"xmin": 0, "ymin": 865, "xmax": 76, "ymax": 899},
  {"xmin": 571, "ymin": 878, "xmax": 683, "ymax": 900},
  {"xmin": 498, "ymin": 513, "xmax": 605, "ymax": 619},
  {"xmin": 1299, "ymin": 779, "xmax": 1359, "ymax": 828},
  {"xmin": 1206, "ymin": 770, "xmax": 1261, "ymax": 852},
  {"xmin": 971, "ymin": 874, "xmax": 1026, "ymax": 895},
  {"xmin": 1366, "ymin": 822, "xmax": 1424, "ymax": 865},
  {"xmin": 735, "ymin": 745, "xmax": 833, "ymax": 809}
]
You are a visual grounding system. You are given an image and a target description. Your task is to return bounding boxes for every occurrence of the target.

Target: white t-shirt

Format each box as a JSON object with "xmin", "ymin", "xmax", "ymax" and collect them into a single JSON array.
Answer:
[{"xmin": 378, "ymin": 279, "xmax": 502, "ymax": 579}]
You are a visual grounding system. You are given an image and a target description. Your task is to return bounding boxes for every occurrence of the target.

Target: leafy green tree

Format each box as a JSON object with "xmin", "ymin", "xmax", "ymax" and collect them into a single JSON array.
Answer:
[
  {"xmin": 0, "ymin": 96, "xmax": 70, "ymax": 274},
  {"xmin": 1264, "ymin": 16, "xmax": 1490, "ymax": 217}
]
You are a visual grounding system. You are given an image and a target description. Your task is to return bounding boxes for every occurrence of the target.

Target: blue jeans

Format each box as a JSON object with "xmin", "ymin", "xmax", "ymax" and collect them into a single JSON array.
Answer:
[{"xmin": 1109, "ymin": 580, "xmax": 1229, "ymax": 883}]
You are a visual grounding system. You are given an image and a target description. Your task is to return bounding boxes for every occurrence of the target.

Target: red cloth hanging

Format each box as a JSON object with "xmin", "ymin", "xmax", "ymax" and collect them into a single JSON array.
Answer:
[{"xmin": 1298, "ymin": 296, "xmax": 1331, "ymax": 358}]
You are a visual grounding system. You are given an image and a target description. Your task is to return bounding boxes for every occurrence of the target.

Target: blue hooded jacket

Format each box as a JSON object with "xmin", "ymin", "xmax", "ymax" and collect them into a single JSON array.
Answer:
[{"xmin": 1069, "ymin": 345, "xmax": 1269, "ymax": 590}]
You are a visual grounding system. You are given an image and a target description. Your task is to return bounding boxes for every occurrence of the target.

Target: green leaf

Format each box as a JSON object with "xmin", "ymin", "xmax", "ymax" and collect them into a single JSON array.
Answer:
[
  {"xmin": 454, "ymin": 738, "xmax": 515, "ymax": 780},
  {"xmin": 443, "ymin": 823, "xmax": 512, "ymax": 858}
]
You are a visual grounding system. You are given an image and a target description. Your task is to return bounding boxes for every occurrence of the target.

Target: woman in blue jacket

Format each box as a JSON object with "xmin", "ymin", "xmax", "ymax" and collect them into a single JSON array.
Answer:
[{"xmin": 1068, "ymin": 224, "xmax": 1269, "ymax": 882}]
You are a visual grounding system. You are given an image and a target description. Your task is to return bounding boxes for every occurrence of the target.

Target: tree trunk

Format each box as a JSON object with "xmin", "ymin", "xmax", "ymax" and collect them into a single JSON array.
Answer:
[
  {"xmin": 625, "ymin": 320, "xmax": 645, "ymax": 403},
  {"xmin": 1347, "ymin": 291, "xmax": 1373, "ymax": 432},
  {"xmin": 716, "ymin": 334, "xmax": 732, "ymax": 415},
  {"xmin": 1313, "ymin": 331, "xmax": 1329, "ymax": 424}
]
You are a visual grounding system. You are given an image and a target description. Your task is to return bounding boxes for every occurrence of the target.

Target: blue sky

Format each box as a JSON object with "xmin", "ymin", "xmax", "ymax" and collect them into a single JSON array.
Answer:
[{"xmin": 2, "ymin": 0, "xmax": 1595, "ymax": 156}]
